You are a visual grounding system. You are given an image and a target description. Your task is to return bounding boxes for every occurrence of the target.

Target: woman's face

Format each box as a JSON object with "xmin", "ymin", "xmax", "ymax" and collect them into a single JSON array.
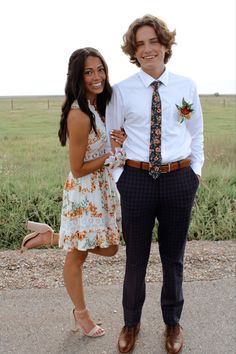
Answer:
[{"xmin": 83, "ymin": 55, "xmax": 106, "ymax": 103}]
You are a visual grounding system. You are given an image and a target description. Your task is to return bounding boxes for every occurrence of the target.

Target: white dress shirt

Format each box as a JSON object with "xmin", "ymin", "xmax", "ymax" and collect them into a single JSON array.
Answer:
[{"xmin": 105, "ymin": 69, "xmax": 204, "ymax": 180}]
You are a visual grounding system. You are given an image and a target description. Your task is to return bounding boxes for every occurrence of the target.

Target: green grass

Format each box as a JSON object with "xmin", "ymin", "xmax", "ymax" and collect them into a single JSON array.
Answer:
[
  {"xmin": 0, "ymin": 97, "xmax": 68, "ymax": 191},
  {"xmin": 0, "ymin": 95, "xmax": 235, "ymax": 248},
  {"xmin": 201, "ymin": 95, "xmax": 236, "ymax": 134},
  {"xmin": 200, "ymin": 95, "xmax": 236, "ymax": 179}
]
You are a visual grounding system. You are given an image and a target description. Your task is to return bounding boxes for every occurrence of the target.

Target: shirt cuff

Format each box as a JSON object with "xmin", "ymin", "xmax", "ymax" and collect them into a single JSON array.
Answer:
[{"xmin": 190, "ymin": 162, "xmax": 202, "ymax": 176}]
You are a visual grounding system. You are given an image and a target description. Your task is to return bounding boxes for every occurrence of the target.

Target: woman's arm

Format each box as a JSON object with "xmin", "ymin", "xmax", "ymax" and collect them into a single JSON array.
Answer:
[{"xmin": 67, "ymin": 109, "xmax": 110, "ymax": 178}]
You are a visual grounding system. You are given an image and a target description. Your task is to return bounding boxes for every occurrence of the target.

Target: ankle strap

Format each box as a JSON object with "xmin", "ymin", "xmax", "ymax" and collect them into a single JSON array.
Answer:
[{"xmin": 74, "ymin": 307, "xmax": 88, "ymax": 315}]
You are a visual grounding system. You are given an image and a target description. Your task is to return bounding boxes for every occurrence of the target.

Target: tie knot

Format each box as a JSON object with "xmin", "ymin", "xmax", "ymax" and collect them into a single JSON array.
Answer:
[{"xmin": 150, "ymin": 80, "xmax": 161, "ymax": 91}]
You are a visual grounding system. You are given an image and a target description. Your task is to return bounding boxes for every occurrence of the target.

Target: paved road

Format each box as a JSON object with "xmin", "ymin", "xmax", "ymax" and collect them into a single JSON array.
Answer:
[{"xmin": 0, "ymin": 278, "xmax": 235, "ymax": 354}]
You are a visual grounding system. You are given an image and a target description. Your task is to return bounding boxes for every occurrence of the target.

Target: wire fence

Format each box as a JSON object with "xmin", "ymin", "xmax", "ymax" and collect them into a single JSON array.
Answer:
[
  {"xmin": 0, "ymin": 94, "xmax": 235, "ymax": 112},
  {"xmin": 0, "ymin": 96, "xmax": 64, "ymax": 111}
]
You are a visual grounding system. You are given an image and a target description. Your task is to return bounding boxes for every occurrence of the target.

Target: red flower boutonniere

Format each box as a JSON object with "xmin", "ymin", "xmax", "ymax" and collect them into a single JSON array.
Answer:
[{"xmin": 176, "ymin": 98, "xmax": 194, "ymax": 123}]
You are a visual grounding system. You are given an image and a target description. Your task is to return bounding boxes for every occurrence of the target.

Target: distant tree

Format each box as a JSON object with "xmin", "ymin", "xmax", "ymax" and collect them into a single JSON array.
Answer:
[{"xmin": 214, "ymin": 92, "xmax": 220, "ymax": 97}]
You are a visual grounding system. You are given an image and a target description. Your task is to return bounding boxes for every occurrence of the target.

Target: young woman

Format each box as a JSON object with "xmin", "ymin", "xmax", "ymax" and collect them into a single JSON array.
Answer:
[{"xmin": 21, "ymin": 47, "xmax": 126, "ymax": 338}]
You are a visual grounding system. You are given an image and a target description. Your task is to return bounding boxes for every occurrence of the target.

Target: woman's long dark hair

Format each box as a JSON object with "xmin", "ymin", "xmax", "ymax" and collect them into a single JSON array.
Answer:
[{"xmin": 58, "ymin": 47, "xmax": 112, "ymax": 146}]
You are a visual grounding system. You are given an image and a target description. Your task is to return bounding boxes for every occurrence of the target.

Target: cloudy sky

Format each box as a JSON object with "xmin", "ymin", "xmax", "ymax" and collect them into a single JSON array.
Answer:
[{"xmin": 0, "ymin": 0, "xmax": 235, "ymax": 96}]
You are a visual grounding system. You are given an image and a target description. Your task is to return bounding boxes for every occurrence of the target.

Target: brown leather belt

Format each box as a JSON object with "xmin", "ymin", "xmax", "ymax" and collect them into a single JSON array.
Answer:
[{"xmin": 125, "ymin": 159, "xmax": 191, "ymax": 173}]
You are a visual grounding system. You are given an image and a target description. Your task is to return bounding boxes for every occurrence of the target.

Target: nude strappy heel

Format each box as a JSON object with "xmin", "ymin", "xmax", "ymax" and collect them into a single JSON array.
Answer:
[
  {"xmin": 20, "ymin": 221, "xmax": 54, "ymax": 252},
  {"xmin": 70, "ymin": 308, "xmax": 105, "ymax": 337}
]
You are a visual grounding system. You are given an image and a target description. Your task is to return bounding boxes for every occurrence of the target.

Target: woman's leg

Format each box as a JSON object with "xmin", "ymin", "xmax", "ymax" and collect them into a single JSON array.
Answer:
[
  {"xmin": 22, "ymin": 234, "xmax": 118, "ymax": 256},
  {"xmin": 63, "ymin": 249, "xmax": 88, "ymax": 310},
  {"xmin": 63, "ymin": 248, "xmax": 104, "ymax": 335},
  {"xmin": 22, "ymin": 231, "xmax": 59, "ymax": 249},
  {"xmin": 88, "ymin": 244, "xmax": 118, "ymax": 257}
]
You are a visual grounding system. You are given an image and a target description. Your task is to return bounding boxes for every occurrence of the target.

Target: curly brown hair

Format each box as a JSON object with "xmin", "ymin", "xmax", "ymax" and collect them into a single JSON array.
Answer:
[{"xmin": 121, "ymin": 14, "xmax": 176, "ymax": 66}]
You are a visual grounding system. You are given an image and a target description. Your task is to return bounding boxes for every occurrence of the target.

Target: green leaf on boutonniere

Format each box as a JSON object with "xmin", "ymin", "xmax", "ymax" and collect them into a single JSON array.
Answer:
[{"xmin": 176, "ymin": 97, "xmax": 194, "ymax": 123}]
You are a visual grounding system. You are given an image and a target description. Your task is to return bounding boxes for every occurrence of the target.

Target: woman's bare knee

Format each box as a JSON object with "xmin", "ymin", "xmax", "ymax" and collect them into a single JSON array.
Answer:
[
  {"xmin": 65, "ymin": 249, "xmax": 88, "ymax": 268},
  {"xmin": 89, "ymin": 244, "xmax": 118, "ymax": 257},
  {"xmin": 108, "ymin": 245, "xmax": 119, "ymax": 256}
]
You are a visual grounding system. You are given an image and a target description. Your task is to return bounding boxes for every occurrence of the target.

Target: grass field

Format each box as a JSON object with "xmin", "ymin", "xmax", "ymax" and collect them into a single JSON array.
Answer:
[{"xmin": 0, "ymin": 95, "xmax": 235, "ymax": 248}]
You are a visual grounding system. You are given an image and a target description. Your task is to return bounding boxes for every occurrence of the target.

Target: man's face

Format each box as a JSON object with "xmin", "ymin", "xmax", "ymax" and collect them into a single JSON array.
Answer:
[{"xmin": 134, "ymin": 25, "xmax": 167, "ymax": 77}]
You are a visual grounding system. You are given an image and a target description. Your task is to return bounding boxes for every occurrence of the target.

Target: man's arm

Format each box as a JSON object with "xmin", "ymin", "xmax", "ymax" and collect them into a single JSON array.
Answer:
[
  {"xmin": 105, "ymin": 85, "xmax": 125, "ymax": 152},
  {"xmin": 186, "ymin": 85, "xmax": 204, "ymax": 177}
]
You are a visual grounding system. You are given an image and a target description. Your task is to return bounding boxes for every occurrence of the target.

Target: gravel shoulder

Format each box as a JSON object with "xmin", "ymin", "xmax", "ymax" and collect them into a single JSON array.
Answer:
[{"xmin": 0, "ymin": 240, "xmax": 235, "ymax": 290}]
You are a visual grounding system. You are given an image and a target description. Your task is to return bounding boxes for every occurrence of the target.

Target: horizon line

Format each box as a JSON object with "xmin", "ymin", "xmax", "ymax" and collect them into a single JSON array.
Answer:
[{"xmin": 1, "ymin": 93, "xmax": 236, "ymax": 98}]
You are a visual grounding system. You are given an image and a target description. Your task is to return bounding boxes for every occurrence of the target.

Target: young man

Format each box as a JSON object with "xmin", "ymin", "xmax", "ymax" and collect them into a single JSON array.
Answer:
[{"xmin": 106, "ymin": 14, "xmax": 204, "ymax": 354}]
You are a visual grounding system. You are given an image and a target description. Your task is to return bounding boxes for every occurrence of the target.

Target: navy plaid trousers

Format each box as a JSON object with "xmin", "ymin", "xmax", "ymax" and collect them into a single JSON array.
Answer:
[{"xmin": 117, "ymin": 165, "xmax": 199, "ymax": 327}]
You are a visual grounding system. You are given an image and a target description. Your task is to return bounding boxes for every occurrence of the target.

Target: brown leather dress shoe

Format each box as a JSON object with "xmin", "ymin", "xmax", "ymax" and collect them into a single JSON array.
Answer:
[
  {"xmin": 118, "ymin": 323, "xmax": 140, "ymax": 353},
  {"xmin": 165, "ymin": 323, "xmax": 183, "ymax": 354}
]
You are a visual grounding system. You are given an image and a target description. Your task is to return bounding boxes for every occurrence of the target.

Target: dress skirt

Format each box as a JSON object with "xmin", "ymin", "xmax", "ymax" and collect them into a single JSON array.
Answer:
[{"xmin": 59, "ymin": 167, "xmax": 121, "ymax": 252}]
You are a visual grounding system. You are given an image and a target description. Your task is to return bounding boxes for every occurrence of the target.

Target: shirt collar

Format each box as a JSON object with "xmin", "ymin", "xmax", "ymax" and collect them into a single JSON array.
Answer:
[{"xmin": 138, "ymin": 68, "xmax": 169, "ymax": 88}]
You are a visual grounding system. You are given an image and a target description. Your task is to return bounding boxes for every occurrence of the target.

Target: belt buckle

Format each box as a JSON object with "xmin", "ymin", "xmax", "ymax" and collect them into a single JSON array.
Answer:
[{"xmin": 161, "ymin": 163, "xmax": 171, "ymax": 173}]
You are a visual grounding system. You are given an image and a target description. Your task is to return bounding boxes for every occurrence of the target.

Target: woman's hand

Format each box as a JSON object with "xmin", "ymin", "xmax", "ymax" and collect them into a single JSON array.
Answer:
[{"xmin": 110, "ymin": 128, "xmax": 127, "ymax": 147}]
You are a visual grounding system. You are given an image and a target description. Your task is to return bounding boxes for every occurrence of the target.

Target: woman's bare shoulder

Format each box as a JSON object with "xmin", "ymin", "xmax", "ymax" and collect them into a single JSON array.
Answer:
[{"xmin": 67, "ymin": 108, "xmax": 91, "ymax": 133}]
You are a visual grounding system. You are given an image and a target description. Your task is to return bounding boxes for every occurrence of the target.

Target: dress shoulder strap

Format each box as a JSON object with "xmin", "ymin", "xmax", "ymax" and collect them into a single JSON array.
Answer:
[{"xmin": 71, "ymin": 100, "xmax": 79, "ymax": 109}]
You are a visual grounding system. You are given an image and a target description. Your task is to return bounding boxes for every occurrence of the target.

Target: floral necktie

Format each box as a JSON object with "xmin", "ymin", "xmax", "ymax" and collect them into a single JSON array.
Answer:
[{"xmin": 149, "ymin": 80, "xmax": 162, "ymax": 179}]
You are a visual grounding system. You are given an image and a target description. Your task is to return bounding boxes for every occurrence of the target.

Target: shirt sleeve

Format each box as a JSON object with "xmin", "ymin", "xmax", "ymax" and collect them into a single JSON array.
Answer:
[
  {"xmin": 186, "ymin": 84, "xmax": 204, "ymax": 176},
  {"xmin": 105, "ymin": 85, "xmax": 125, "ymax": 152}
]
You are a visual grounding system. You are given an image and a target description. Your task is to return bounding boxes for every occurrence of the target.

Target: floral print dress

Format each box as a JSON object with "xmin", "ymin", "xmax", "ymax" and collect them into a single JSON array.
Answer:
[{"xmin": 59, "ymin": 102, "xmax": 121, "ymax": 252}]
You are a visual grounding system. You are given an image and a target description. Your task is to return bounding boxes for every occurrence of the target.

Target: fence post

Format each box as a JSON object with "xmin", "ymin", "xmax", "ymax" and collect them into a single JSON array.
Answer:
[
  {"xmin": 11, "ymin": 99, "xmax": 14, "ymax": 111},
  {"xmin": 47, "ymin": 99, "xmax": 50, "ymax": 109}
]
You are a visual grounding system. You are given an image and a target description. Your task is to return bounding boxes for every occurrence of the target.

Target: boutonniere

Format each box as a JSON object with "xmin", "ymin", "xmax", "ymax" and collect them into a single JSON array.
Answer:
[{"xmin": 176, "ymin": 98, "xmax": 194, "ymax": 123}]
